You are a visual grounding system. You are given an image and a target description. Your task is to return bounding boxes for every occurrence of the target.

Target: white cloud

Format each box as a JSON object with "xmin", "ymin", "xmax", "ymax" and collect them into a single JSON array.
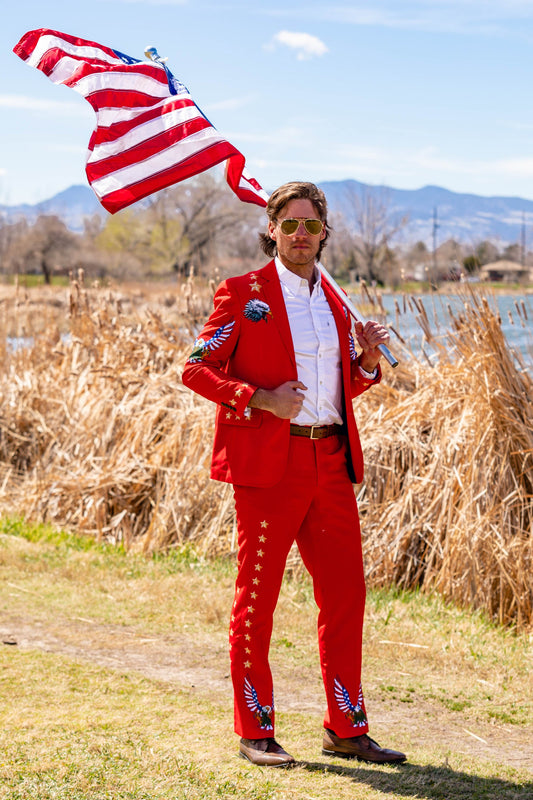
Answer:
[
  {"xmin": 0, "ymin": 94, "xmax": 89, "ymax": 116},
  {"xmin": 267, "ymin": 30, "xmax": 328, "ymax": 60}
]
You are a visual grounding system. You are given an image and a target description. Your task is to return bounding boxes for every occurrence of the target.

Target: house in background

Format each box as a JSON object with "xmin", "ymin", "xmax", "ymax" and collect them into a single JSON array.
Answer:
[{"xmin": 479, "ymin": 260, "xmax": 531, "ymax": 283}]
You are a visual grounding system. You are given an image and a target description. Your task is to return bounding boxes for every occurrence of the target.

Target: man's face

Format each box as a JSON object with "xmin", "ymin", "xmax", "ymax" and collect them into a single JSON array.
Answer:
[{"xmin": 268, "ymin": 198, "xmax": 326, "ymax": 274}]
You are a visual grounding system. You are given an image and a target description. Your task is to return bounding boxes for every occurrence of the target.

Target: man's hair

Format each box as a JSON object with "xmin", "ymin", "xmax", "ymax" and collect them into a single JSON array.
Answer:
[{"xmin": 258, "ymin": 181, "xmax": 331, "ymax": 258}]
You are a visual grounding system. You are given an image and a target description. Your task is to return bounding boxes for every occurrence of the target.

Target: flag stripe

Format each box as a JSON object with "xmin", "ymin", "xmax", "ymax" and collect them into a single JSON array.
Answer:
[
  {"xmin": 87, "ymin": 116, "xmax": 214, "ymax": 179},
  {"xmin": 89, "ymin": 129, "xmax": 231, "ymax": 194},
  {"xmin": 97, "ymin": 142, "xmax": 239, "ymax": 214},
  {"xmin": 13, "ymin": 28, "xmax": 269, "ymax": 212},
  {"xmin": 89, "ymin": 101, "xmax": 203, "ymax": 154},
  {"xmin": 13, "ymin": 29, "xmax": 123, "ymax": 71},
  {"xmin": 66, "ymin": 64, "xmax": 169, "ymax": 96},
  {"xmin": 90, "ymin": 97, "xmax": 198, "ymax": 145}
]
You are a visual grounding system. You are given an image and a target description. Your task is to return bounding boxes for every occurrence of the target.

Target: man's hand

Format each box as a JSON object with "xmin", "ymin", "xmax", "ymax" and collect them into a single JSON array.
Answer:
[
  {"xmin": 354, "ymin": 320, "xmax": 390, "ymax": 373},
  {"xmin": 248, "ymin": 380, "xmax": 307, "ymax": 419}
]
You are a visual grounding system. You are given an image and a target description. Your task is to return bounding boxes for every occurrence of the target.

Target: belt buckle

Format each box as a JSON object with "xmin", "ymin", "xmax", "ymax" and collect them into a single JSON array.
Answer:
[{"xmin": 309, "ymin": 425, "xmax": 321, "ymax": 439}]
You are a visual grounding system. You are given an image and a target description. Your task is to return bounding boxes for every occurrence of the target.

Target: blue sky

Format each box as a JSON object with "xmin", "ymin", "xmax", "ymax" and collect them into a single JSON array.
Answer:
[{"xmin": 3, "ymin": 0, "xmax": 533, "ymax": 206}]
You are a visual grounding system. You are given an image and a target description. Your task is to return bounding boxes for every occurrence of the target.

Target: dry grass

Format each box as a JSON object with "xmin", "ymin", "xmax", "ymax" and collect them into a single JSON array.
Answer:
[
  {"xmin": 0, "ymin": 273, "xmax": 531, "ymax": 630},
  {"xmin": 359, "ymin": 291, "xmax": 533, "ymax": 629}
]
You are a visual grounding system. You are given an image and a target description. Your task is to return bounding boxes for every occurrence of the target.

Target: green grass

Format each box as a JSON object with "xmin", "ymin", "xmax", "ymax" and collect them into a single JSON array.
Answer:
[
  {"xmin": 2, "ymin": 274, "xmax": 71, "ymax": 288},
  {"xmin": 0, "ymin": 517, "xmax": 532, "ymax": 799}
]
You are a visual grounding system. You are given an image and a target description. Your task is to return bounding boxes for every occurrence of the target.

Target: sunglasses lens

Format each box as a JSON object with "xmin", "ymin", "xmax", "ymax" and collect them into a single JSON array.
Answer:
[
  {"xmin": 304, "ymin": 219, "xmax": 323, "ymax": 235},
  {"xmin": 280, "ymin": 219, "xmax": 299, "ymax": 234},
  {"xmin": 279, "ymin": 219, "xmax": 323, "ymax": 235}
]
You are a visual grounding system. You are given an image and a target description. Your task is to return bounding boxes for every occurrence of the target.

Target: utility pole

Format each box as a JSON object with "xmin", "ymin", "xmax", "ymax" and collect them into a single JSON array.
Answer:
[
  {"xmin": 521, "ymin": 211, "xmax": 526, "ymax": 266},
  {"xmin": 432, "ymin": 206, "xmax": 439, "ymax": 287}
]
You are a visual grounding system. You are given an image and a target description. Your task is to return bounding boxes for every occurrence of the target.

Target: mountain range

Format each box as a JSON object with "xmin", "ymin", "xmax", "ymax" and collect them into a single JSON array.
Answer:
[{"xmin": 2, "ymin": 180, "xmax": 533, "ymax": 247}]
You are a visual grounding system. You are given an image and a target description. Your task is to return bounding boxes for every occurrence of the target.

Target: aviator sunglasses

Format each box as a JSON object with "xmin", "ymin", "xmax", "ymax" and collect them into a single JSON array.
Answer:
[{"xmin": 278, "ymin": 217, "xmax": 324, "ymax": 236}]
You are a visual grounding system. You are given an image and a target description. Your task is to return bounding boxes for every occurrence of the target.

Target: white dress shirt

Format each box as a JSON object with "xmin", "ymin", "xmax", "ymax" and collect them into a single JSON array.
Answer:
[{"xmin": 275, "ymin": 257, "xmax": 344, "ymax": 426}]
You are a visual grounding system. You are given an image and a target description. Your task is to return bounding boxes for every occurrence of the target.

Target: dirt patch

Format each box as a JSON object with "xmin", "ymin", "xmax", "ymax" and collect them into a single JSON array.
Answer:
[{"xmin": 1, "ymin": 613, "xmax": 532, "ymax": 773}]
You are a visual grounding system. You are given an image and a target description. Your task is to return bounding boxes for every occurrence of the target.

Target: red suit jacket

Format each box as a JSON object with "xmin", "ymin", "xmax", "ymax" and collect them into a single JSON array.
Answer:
[{"xmin": 182, "ymin": 260, "xmax": 380, "ymax": 487}]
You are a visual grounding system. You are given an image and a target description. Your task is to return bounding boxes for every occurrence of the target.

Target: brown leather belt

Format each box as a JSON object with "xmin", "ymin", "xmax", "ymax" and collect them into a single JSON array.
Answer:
[{"xmin": 289, "ymin": 423, "xmax": 344, "ymax": 440}]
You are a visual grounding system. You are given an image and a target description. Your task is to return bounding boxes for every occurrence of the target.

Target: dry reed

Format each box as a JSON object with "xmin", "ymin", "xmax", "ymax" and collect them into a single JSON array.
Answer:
[{"xmin": 0, "ymin": 274, "xmax": 531, "ymax": 630}]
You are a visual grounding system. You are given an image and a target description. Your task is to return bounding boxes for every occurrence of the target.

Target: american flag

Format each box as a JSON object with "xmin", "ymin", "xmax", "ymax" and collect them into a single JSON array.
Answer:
[{"xmin": 13, "ymin": 29, "xmax": 269, "ymax": 214}]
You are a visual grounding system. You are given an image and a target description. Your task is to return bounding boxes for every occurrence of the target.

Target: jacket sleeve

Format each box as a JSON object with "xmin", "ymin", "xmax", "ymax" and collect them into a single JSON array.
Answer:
[
  {"xmin": 350, "ymin": 356, "xmax": 382, "ymax": 398},
  {"xmin": 181, "ymin": 280, "xmax": 257, "ymax": 417},
  {"xmin": 347, "ymin": 324, "xmax": 382, "ymax": 399}
]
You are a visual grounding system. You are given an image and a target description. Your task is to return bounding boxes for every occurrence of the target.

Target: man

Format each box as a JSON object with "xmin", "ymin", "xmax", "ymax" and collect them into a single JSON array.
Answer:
[{"xmin": 182, "ymin": 181, "xmax": 406, "ymax": 767}]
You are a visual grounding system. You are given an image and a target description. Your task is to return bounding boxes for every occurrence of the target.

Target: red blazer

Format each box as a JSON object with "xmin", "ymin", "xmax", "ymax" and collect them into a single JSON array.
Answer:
[{"xmin": 181, "ymin": 260, "xmax": 380, "ymax": 487}]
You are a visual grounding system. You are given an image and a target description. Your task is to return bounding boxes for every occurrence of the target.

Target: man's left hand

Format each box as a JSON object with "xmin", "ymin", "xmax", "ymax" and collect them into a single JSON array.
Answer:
[{"xmin": 354, "ymin": 320, "xmax": 390, "ymax": 373}]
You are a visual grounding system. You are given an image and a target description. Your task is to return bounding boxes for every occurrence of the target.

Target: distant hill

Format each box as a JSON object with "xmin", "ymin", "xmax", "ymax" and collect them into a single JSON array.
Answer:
[
  {"xmin": 319, "ymin": 179, "xmax": 533, "ymax": 247},
  {"xmin": 2, "ymin": 179, "xmax": 533, "ymax": 245},
  {"xmin": 0, "ymin": 185, "xmax": 107, "ymax": 233}
]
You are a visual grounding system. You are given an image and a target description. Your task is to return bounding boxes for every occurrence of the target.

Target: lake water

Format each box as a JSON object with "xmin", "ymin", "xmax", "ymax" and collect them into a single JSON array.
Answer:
[
  {"xmin": 6, "ymin": 291, "xmax": 533, "ymax": 373},
  {"xmin": 348, "ymin": 291, "xmax": 533, "ymax": 370}
]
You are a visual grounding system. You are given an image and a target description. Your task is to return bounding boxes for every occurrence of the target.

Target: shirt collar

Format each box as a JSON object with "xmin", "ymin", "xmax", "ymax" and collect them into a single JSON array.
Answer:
[{"xmin": 275, "ymin": 256, "xmax": 321, "ymax": 293}]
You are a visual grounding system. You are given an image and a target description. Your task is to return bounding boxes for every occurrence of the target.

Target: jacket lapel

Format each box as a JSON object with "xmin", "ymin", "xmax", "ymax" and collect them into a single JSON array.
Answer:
[{"xmin": 257, "ymin": 260, "xmax": 296, "ymax": 368}]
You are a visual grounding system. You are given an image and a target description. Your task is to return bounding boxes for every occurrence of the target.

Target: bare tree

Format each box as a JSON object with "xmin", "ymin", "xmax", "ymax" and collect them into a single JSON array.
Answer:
[
  {"xmin": 321, "ymin": 212, "xmax": 356, "ymax": 281},
  {"xmin": 343, "ymin": 185, "xmax": 408, "ymax": 285},
  {"xmin": 7, "ymin": 215, "xmax": 78, "ymax": 284},
  {"xmin": 142, "ymin": 174, "xmax": 254, "ymax": 276},
  {"xmin": 0, "ymin": 217, "xmax": 26, "ymax": 275}
]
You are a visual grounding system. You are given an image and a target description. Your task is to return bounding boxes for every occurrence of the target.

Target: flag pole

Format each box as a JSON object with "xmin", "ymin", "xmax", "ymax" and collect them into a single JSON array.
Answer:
[{"xmin": 318, "ymin": 263, "xmax": 399, "ymax": 368}]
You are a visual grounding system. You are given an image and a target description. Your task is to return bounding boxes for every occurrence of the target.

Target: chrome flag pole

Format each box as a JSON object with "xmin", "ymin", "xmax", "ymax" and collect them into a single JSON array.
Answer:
[{"xmin": 318, "ymin": 263, "xmax": 399, "ymax": 368}]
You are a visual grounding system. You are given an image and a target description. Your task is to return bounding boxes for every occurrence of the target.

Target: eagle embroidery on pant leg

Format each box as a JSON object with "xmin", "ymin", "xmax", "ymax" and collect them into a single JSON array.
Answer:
[
  {"xmin": 334, "ymin": 677, "xmax": 367, "ymax": 727},
  {"xmin": 244, "ymin": 676, "xmax": 274, "ymax": 730}
]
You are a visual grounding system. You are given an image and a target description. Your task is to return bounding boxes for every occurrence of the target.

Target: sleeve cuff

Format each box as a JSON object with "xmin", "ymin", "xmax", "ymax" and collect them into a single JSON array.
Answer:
[{"xmin": 359, "ymin": 364, "xmax": 378, "ymax": 379}]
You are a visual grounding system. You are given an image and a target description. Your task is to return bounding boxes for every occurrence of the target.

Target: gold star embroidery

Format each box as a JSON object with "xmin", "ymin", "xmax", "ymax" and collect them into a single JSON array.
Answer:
[
  {"xmin": 226, "ymin": 412, "xmax": 232, "ymax": 419},
  {"xmin": 235, "ymin": 388, "xmax": 243, "ymax": 397},
  {"xmin": 259, "ymin": 535, "xmax": 266, "ymax": 543},
  {"xmin": 260, "ymin": 520, "xmax": 269, "ymax": 528},
  {"xmin": 245, "ymin": 620, "xmax": 252, "ymax": 628},
  {"xmin": 249, "ymin": 280, "xmax": 261, "ymax": 293},
  {"xmin": 248, "ymin": 606, "xmax": 255, "ymax": 614},
  {"xmin": 245, "ymin": 634, "xmax": 251, "ymax": 641},
  {"xmin": 254, "ymin": 564, "xmax": 262, "ymax": 572},
  {"xmin": 235, "ymin": 415, "xmax": 241, "ymax": 420},
  {"xmin": 252, "ymin": 578, "xmax": 260, "ymax": 586},
  {"xmin": 230, "ymin": 628, "xmax": 234, "ymax": 636},
  {"xmin": 245, "ymin": 648, "xmax": 251, "ymax": 654},
  {"xmin": 244, "ymin": 660, "xmax": 251, "ymax": 669},
  {"xmin": 257, "ymin": 549, "xmax": 264, "ymax": 558},
  {"xmin": 250, "ymin": 592, "xmax": 258, "ymax": 599},
  {"xmin": 230, "ymin": 399, "xmax": 237, "ymax": 406}
]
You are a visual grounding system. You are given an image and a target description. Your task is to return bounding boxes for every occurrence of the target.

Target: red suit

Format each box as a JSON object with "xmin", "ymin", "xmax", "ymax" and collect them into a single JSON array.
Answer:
[{"xmin": 182, "ymin": 259, "xmax": 381, "ymax": 738}]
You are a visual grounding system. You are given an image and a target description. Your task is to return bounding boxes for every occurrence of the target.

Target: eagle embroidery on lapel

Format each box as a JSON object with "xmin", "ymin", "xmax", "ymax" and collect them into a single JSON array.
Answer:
[{"xmin": 243, "ymin": 298, "xmax": 272, "ymax": 322}]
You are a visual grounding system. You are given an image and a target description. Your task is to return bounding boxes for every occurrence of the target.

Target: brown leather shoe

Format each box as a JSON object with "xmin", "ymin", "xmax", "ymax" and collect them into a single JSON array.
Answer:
[
  {"xmin": 322, "ymin": 729, "xmax": 407, "ymax": 763},
  {"xmin": 239, "ymin": 737, "xmax": 295, "ymax": 767}
]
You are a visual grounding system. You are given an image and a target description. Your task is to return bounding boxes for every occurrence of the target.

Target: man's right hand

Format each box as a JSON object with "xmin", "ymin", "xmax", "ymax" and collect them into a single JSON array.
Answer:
[{"xmin": 248, "ymin": 380, "xmax": 307, "ymax": 419}]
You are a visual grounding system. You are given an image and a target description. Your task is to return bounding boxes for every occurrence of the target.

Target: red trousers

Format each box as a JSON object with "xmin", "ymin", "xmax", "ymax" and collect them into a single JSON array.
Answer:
[{"xmin": 230, "ymin": 432, "xmax": 369, "ymax": 739}]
